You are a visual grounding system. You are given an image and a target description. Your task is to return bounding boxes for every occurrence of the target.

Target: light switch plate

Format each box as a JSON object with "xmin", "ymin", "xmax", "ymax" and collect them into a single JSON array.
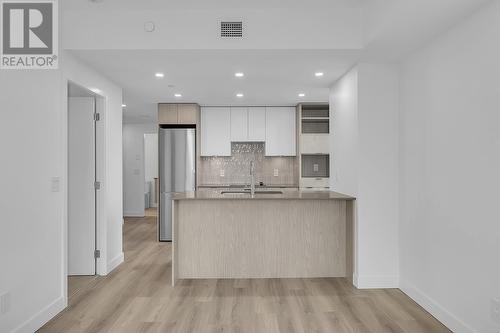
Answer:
[
  {"xmin": 220, "ymin": 169, "xmax": 225, "ymax": 177},
  {"xmin": 0, "ymin": 292, "xmax": 10, "ymax": 315},
  {"xmin": 492, "ymin": 298, "xmax": 500, "ymax": 323},
  {"xmin": 51, "ymin": 177, "xmax": 60, "ymax": 192},
  {"xmin": 274, "ymin": 169, "xmax": 279, "ymax": 177}
]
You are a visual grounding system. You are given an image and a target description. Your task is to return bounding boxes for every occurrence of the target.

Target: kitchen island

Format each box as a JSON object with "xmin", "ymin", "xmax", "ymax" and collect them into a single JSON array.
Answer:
[{"xmin": 171, "ymin": 190, "xmax": 355, "ymax": 286}]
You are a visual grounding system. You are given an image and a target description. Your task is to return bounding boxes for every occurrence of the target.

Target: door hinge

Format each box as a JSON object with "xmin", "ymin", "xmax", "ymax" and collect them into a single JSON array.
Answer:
[
  {"xmin": 94, "ymin": 250, "xmax": 101, "ymax": 258},
  {"xmin": 94, "ymin": 181, "xmax": 101, "ymax": 190},
  {"xmin": 94, "ymin": 113, "xmax": 100, "ymax": 121}
]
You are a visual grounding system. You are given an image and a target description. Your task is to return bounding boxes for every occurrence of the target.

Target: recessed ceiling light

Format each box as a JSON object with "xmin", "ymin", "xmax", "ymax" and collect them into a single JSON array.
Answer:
[
  {"xmin": 315, "ymin": 72, "xmax": 324, "ymax": 77},
  {"xmin": 122, "ymin": 104, "xmax": 127, "ymax": 108},
  {"xmin": 155, "ymin": 73, "xmax": 164, "ymax": 78},
  {"xmin": 235, "ymin": 72, "xmax": 244, "ymax": 78},
  {"xmin": 236, "ymin": 93, "xmax": 244, "ymax": 98},
  {"xmin": 174, "ymin": 93, "xmax": 182, "ymax": 98},
  {"xmin": 298, "ymin": 93, "xmax": 305, "ymax": 97}
]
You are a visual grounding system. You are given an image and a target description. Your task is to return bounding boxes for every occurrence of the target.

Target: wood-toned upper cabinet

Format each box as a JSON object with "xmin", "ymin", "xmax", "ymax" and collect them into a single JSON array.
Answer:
[
  {"xmin": 158, "ymin": 104, "xmax": 178, "ymax": 124},
  {"xmin": 158, "ymin": 103, "xmax": 198, "ymax": 124},
  {"xmin": 248, "ymin": 107, "xmax": 266, "ymax": 141},
  {"xmin": 178, "ymin": 104, "xmax": 198, "ymax": 124},
  {"xmin": 265, "ymin": 107, "xmax": 296, "ymax": 156},
  {"xmin": 230, "ymin": 107, "xmax": 248, "ymax": 142},
  {"xmin": 201, "ymin": 107, "xmax": 231, "ymax": 156}
]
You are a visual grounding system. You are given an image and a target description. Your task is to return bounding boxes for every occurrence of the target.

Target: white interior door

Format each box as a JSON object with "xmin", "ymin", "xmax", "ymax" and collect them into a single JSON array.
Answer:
[{"xmin": 68, "ymin": 97, "xmax": 96, "ymax": 276}]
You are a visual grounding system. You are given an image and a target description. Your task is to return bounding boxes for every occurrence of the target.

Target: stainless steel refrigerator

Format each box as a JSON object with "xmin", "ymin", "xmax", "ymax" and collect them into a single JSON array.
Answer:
[{"xmin": 159, "ymin": 126, "xmax": 196, "ymax": 241}]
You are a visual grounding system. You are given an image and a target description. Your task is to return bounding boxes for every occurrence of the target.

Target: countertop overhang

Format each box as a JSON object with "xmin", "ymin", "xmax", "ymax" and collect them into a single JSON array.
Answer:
[
  {"xmin": 197, "ymin": 184, "xmax": 299, "ymax": 189},
  {"xmin": 172, "ymin": 190, "xmax": 355, "ymax": 201}
]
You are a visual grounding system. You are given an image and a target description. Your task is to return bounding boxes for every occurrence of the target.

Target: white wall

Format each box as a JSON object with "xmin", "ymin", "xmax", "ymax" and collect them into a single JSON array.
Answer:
[
  {"xmin": 0, "ymin": 70, "xmax": 65, "ymax": 333},
  {"xmin": 330, "ymin": 68, "xmax": 358, "ymax": 196},
  {"xmin": 330, "ymin": 64, "xmax": 399, "ymax": 288},
  {"xmin": 123, "ymin": 123, "xmax": 158, "ymax": 216},
  {"xmin": 399, "ymin": 1, "xmax": 500, "ymax": 332},
  {"xmin": 357, "ymin": 63, "xmax": 400, "ymax": 288},
  {"xmin": 144, "ymin": 133, "xmax": 158, "ymax": 207},
  {"xmin": 0, "ymin": 51, "xmax": 123, "ymax": 333}
]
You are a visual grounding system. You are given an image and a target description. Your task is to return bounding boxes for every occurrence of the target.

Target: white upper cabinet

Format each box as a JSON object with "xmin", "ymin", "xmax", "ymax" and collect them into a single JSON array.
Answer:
[
  {"xmin": 265, "ymin": 107, "xmax": 296, "ymax": 156},
  {"xmin": 230, "ymin": 107, "xmax": 266, "ymax": 142},
  {"xmin": 230, "ymin": 107, "xmax": 248, "ymax": 142},
  {"xmin": 248, "ymin": 107, "xmax": 266, "ymax": 141},
  {"xmin": 201, "ymin": 106, "xmax": 295, "ymax": 156},
  {"xmin": 201, "ymin": 107, "xmax": 231, "ymax": 156}
]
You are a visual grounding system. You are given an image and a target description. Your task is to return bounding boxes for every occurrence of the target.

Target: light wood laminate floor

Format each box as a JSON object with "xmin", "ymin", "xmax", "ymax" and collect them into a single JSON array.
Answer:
[
  {"xmin": 39, "ymin": 215, "xmax": 450, "ymax": 333},
  {"xmin": 67, "ymin": 276, "xmax": 98, "ymax": 300},
  {"xmin": 145, "ymin": 208, "xmax": 158, "ymax": 217}
]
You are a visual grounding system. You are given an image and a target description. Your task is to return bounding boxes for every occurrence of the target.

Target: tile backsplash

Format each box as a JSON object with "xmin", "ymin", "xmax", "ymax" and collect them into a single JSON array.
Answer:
[{"xmin": 199, "ymin": 143, "xmax": 297, "ymax": 186}]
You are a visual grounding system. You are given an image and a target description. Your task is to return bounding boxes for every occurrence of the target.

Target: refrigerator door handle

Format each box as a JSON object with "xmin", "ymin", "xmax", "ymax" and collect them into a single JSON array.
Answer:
[{"xmin": 159, "ymin": 192, "xmax": 173, "ymax": 241}]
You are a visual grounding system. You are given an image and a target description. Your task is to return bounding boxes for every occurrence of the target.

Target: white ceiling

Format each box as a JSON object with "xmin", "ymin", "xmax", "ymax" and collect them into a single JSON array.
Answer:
[
  {"xmin": 62, "ymin": 0, "xmax": 368, "ymax": 10},
  {"xmin": 64, "ymin": 0, "xmax": 491, "ymax": 123},
  {"xmin": 71, "ymin": 49, "xmax": 361, "ymax": 123}
]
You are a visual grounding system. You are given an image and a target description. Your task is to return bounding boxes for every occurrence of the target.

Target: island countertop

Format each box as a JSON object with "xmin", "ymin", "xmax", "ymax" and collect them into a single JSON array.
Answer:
[
  {"xmin": 172, "ymin": 189, "xmax": 355, "ymax": 201},
  {"xmin": 171, "ymin": 189, "xmax": 355, "ymax": 284}
]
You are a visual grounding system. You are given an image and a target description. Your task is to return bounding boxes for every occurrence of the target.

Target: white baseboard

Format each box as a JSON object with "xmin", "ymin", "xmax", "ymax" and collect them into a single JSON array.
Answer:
[
  {"xmin": 123, "ymin": 211, "xmax": 145, "ymax": 217},
  {"xmin": 12, "ymin": 296, "xmax": 65, "ymax": 333},
  {"xmin": 353, "ymin": 274, "xmax": 399, "ymax": 289},
  {"xmin": 400, "ymin": 280, "xmax": 477, "ymax": 333},
  {"xmin": 106, "ymin": 252, "xmax": 124, "ymax": 275}
]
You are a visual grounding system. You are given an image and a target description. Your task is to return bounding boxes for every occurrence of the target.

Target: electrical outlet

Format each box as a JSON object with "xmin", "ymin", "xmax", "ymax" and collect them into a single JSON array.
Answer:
[
  {"xmin": 492, "ymin": 298, "xmax": 500, "ymax": 323},
  {"xmin": 273, "ymin": 168, "xmax": 279, "ymax": 177},
  {"xmin": 51, "ymin": 177, "xmax": 60, "ymax": 192},
  {"xmin": 220, "ymin": 169, "xmax": 225, "ymax": 177},
  {"xmin": 0, "ymin": 292, "xmax": 10, "ymax": 315}
]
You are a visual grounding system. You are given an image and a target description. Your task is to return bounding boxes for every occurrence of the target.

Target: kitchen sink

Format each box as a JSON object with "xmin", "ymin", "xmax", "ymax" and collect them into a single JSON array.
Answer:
[{"xmin": 221, "ymin": 190, "xmax": 283, "ymax": 195}]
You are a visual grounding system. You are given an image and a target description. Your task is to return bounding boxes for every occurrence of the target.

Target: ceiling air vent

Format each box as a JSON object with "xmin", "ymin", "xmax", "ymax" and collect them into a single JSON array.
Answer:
[{"xmin": 220, "ymin": 21, "xmax": 243, "ymax": 38}]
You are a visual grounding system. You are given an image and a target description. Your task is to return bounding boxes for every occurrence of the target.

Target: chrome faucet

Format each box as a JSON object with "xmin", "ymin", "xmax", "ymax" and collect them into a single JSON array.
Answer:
[{"xmin": 249, "ymin": 161, "xmax": 255, "ymax": 197}]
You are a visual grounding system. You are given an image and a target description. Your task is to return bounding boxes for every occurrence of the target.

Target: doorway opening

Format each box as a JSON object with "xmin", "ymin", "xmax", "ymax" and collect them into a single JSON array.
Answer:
[
  {"xmin": 144, "ymin": 133, "xmax": 159, "ymax": 219},
  {"xmin": 67, "ymin": 82, "xmax": 104, "ymax": 300}
]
